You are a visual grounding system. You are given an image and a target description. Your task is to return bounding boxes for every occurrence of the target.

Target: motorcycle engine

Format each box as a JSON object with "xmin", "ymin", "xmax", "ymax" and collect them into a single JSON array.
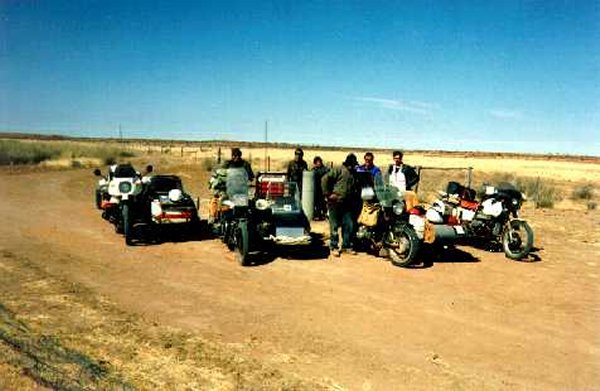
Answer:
[{"xmin": 356, "ymin": 225, "xmax": 373, "ymax": 241}]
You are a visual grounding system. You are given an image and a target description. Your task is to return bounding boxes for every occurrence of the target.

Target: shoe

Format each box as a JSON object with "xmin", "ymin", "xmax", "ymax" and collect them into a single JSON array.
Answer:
[
  {"xmin": 330, "ymin": 249, "xmax": 341, "ymax": 257},
  {"xmin": 342, "ymin": 248, "xmax": 357, "ymax": 255}
]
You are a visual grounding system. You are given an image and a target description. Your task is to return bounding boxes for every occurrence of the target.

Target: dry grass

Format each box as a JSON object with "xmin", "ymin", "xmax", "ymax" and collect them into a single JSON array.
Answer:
[
  {"xmin": 0, "ymin": 138, "xmax": 135, "ymax": 167},
  {"xmin": 0, "ymin": 249, "xmax": 326, "ymax": 390}
]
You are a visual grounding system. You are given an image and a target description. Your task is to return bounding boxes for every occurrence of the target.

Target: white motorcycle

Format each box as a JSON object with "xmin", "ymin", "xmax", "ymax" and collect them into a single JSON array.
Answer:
[{"xmin": 94, "ymin": 164, "xmax": 144, "ymax": 245}]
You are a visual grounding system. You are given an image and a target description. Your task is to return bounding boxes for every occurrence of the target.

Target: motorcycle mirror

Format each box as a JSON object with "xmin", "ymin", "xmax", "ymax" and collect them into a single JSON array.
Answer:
[{"xmin": 93, "ymin": 168, "xmax": 102, "ymax": 176}]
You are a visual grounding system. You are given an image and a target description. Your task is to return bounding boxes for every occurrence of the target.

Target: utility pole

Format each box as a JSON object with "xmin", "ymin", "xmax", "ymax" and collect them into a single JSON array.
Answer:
[{"xmin": 264, "ymin": 120, "xmax": 268, "ymax": 171}]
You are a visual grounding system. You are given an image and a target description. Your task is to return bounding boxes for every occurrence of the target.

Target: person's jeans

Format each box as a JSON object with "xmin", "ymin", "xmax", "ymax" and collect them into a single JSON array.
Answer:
[{"xmin": 328, "ymin": 202, "xmax": 354, "ymax": 250}]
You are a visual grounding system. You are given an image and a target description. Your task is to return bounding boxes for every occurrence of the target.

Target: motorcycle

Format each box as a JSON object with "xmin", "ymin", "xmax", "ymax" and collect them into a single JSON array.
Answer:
[
  {"xmin": 94, "ymin": 164, "xmax": 144, "ymax": 245},
  {"xmin": 215, "ymin": 168, "xmax": 312, "ymax": 266},
  {"xmin": 428, "ymin": 181, "xmax": 534, "ymax": 260},
  {"xmin": 354, "ymin": 172, "xmax": 421, "ymax": 267}
]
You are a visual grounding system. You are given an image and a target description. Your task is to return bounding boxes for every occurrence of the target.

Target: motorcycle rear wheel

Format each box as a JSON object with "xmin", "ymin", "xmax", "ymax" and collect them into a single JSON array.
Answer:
[
  {"xmin": 502, "ymin": 220, "xmax": 533, "ymax": 260},
  {"xmin": 386, "ymin": 223, "xmax": 420, "ymax": 267}
]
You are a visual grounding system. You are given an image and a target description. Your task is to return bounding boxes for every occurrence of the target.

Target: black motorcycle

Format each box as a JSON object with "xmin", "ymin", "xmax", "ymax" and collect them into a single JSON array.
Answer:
[
  {"xmin": 355, "ymin": 173, "xmax": 420, "ymax": 267},
  {"xmin": 434, "ymin": 181, "xmax": 534, "ymax": 260}
]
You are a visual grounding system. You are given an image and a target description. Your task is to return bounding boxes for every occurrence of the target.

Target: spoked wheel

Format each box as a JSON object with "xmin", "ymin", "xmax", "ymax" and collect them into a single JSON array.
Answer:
[
  {"xmin": 502, "ymin": 220, "xmax": 534, "ymax": 260},
  {"xmin": 386, "ymin": 223, "xmax": 420, "ymax": 267},
  {"xmin": 122, "ymin": 203, "xmax": 134, "ymax": 246},
  {"xmin": 235, "ymin": 221, "xmax": 250, "ymax": 266}
]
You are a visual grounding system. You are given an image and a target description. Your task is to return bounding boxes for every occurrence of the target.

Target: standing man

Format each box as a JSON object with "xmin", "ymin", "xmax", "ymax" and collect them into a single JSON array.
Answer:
[
  {"xmin": 287, "ymin": 147, "xmax": 308, "ymax": 192},
  {"xmin": 356, "ymin": 152, "xmax": 382, "ymax": 180},
  {"xmin": 311, "ymin": 156, "xmax": 329, "ymax": 220},
  {"xmin": 388, "ymin": 150, "xmax": 419, "ymax": 194},
  {"xmin": 223, "ymin": 147, "xmax": 254, "ymax": 182},
  {"xmin": 321, "ymin": 153, "xmax": 359, "ymax": 257}
]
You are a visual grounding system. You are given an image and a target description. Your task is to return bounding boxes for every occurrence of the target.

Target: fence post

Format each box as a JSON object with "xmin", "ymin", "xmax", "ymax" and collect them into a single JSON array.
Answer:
[
  {"xmin": 217, "ymin": 147, "xmax": 222, "ymax": 164},
  {"xmin": 467, "ymin": 167, "xmax": 473, "ymax": 188},
  {"xmin": 415, "ymin": 166, "xmax": 422, "ymax": 193}
]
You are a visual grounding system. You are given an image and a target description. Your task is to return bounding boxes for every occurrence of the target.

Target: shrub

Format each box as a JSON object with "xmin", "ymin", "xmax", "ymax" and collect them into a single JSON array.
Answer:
[
  {"xmin": 0, "ymin": 139, "xmax": 136, "ymax": 166},
  {"xmin": 200, "ymin": 157, "xmax": 217, "ymax": 172},
  {"xmin": 514, "ymin": 177, "xmax": 560, "ymax": 208},
  {"xmin": 572, "ymin": 184, "xmax": 595, "ymax": 200}
]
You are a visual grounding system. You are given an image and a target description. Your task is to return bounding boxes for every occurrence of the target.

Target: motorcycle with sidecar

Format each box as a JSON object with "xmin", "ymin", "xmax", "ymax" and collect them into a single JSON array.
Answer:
[
  {"xmin": 214, "ymin": 168, "xmax": 312, "ymax": 266},
  {"xmin": 424, "ymin": 181, "xmax": 534, "ymax": 259},
  {"xmin": 94, "ymin": 165, "xmax": 199, "ymax": 245}
]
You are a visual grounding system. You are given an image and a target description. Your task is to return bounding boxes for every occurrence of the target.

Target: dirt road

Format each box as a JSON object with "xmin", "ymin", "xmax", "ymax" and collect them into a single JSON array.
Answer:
[{"xmin": 1, "ymin": 168, "xmax": 599, "ymax": 389}]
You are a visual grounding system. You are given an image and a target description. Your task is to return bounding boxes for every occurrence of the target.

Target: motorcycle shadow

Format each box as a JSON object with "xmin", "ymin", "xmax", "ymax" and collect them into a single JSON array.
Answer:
[
  {"xmin": 467, "ymin": 240, "xmax": 543, "ymax": 263},
  {"xmin": 407, "ymin": 245, "xmax": 481, "ymax": 269},
  {"xmin": 127, "ymin": 220, "xmax": 213, "ymax": 246},
  {"xmin": 244, "ymin": 234, "xmax": 330, "ymax": 267}
]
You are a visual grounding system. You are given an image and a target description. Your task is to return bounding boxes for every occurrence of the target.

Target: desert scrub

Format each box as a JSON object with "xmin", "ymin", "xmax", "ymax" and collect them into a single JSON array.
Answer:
[
  {"xmin": 0, "ymin": 139, "xmax": 62, "ymax": 165},
  {"xmin": 481, "ymin": 173, "xmax": 561, "ymax": 208},
  {"xmin": 0, "ymin": 139, "xmax": 135, "ymax": 166},
  {"xmin": 199, "ymin": 157, "xmax": 217, "ymax": 172},
  {"xmin": 571, "ymin": 184, "xmax": 595, "ymax": 201}
]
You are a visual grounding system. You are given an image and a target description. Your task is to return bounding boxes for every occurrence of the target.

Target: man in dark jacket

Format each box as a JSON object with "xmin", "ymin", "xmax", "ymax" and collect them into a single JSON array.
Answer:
[
  {"xmin": 286, "ymin": 147, "xmax": 308, "ymax": 192},
  {"xmin": 388, "ymin": 150, "xmax": 419, "ymax": 193},
  {"xmin": 321, "ymin": 153, "xmax": 359, "ymax": 257},
  {"xmin": 222, "ymin": 147, "xmax": 254, "ymax": 182},
  {"xmin": 311, "ymin": 156, "xmax": 329, "ymax": 220}
]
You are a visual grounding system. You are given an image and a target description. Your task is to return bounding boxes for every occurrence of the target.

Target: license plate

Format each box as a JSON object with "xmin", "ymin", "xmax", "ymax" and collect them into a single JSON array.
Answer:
[{"xmin": 454, "ymin": 225, "xmax": 465, "ymax": 235}]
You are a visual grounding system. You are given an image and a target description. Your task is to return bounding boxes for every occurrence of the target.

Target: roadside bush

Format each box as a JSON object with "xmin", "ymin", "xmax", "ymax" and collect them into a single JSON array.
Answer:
[
  {"xmin": 479, "ymin": 173, "xmax": 560, "ymax": 209},
  {"xmin": 0, "ymin": 139, "xmax": 136, "ymax": 166},
  {"xmin": 200, "ymin": 157, "xmax": 217, "ymax": 172},
  {"xmin": 572, "ymin": 184, "xmax": 595, "ymax": 200},
  {"xmin": 514, "ymin": 177, "xmax": 560, "ymax": 208},
  {"xmin": 0, "ymin": 140, "xmax": 61, "ymax": 165}
]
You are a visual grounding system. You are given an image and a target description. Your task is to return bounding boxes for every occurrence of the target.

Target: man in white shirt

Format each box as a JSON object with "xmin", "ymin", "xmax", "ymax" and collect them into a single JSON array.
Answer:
[{"xmin": 388, "ymin": 150, "xmax": 419, "ymax": 194}]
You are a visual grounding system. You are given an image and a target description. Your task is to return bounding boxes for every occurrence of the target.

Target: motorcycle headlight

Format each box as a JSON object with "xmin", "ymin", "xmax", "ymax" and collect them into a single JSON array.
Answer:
[
  {"xmin": 512, "ymin": 198, "xmax": 519, "ymax": 206},
  {"xmin": 393, "ymin": 202, "xmax": 404, "ymax": 215},
  {"xmin": 119, "ymin": 182, "xmax": 132, "ymax": 193}
]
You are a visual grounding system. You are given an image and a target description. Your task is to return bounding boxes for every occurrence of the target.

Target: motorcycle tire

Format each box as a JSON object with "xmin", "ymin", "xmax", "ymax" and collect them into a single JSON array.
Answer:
[
  {"xmin": 122, "ymin": 204, "xmax": 134, "ymax": 246},
  {"xmin": 502, "ymin": 220, "xmax": 533, "ymax": 260},
  {"xmin": 235, "ymin": 221, "xmax": 250, "ymax": 266},
  {"xmin": 386, "ymin": 223, "xmax": 420, "ymax": 267},
  {"xmin": 95, "ymin": 189, "xmax": 102, "ymax": 209}
]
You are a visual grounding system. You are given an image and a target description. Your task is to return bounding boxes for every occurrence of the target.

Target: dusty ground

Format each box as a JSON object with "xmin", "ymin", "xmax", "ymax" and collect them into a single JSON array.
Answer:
[{"xmin": 1, "ymin": 166, "xmax": 599, "ymax": 389}]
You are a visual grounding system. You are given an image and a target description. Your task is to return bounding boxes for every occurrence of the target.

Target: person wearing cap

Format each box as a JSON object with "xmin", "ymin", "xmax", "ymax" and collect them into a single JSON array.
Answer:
[
  {"xmin": 321, "ymin": 153, "xmax": 359, "ymax": 257},
  {"xmin": 286, "ymin": 147, "xmax": 308, "ymax": 192},
  {"xmin": 222, "ymin": 147, "xmax": 254, "ymax": 182}
]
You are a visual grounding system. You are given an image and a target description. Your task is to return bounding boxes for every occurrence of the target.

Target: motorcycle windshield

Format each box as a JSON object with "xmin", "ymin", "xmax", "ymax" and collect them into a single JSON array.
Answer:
[
  {"xmin": 226, "ymin": 168, "xmax": 249, "ymax": 206},
  {"xmin": 374, "ymin": 183, "xmax": 402, "ymax": 207}
]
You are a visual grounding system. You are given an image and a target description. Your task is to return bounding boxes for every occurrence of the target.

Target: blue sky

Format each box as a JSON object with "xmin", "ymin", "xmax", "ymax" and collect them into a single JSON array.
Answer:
[{"xmin": 1, "ymin": 1, "xmax": 599, "ymax": 155}]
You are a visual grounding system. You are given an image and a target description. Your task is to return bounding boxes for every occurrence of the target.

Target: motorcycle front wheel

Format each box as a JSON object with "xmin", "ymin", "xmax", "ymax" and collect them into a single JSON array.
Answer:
[
  {"xmin": 122, "ymin": 203, "xmax": 134, "ymax": 246},
  {"xmin": 386, "ymin": 223, "xmax": 420, "ymax": 267},
  {"xmin": 235, "ymin": 221, "xmax": 250, "ymax": 266},
  {"xmin": 502, "ymin": 220, "xmax": 534, "ymax": 260}
]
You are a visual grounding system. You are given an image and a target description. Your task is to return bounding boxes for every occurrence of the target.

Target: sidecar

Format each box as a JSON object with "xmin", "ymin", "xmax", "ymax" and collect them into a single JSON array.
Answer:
[{"xmin": 145, "ymin": 175, "xmax": 198, "ymax": 226}]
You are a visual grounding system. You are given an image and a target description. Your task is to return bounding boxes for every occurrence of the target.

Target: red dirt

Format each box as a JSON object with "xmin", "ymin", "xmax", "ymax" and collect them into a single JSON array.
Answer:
[{"xmin": 1, "ymin": 168, "xmax": 599, "ymax": 389}]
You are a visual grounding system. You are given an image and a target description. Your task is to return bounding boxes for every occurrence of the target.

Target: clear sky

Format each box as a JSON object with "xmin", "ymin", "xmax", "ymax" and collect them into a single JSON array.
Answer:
[{"xmin": 1, "ymin": 1, "xmax": 599, "ymax": 155}]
